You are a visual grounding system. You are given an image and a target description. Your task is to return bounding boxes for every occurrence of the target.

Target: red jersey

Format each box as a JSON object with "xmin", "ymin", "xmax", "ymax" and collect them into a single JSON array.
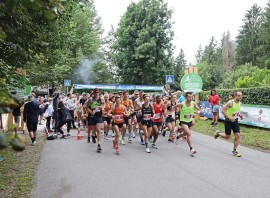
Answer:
[{"xmin": 153, "ymin": 102, "xmax": 163, "ymax": 122}]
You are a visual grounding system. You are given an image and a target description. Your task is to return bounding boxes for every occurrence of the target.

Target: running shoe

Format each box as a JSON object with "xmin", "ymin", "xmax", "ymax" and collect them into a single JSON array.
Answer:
[
  {"xmin": 128, "ymin": 135, "xmax": 132, "ymax": 143},
  {"xmin": 190, "ymin": 149, "xmax": 197, "ymax": 155},
  {"xmin": 140, "ymin": 139, "xmax": 145, "ymax": 145},
  {"xmin": 168, "ymin": 138, "xmax": 174, "ymax": 143},
  {"xmin": 112, "ymin": 133, "xmax": 115, "ymax": 137},
  {"xmin": 152, "ymin": 144, "xmax": 157, "ymax": 149},
  {"xmin": 162, "ymin": 131, "xmax": 166, "ymax": 137},
  {"xmin": 232, "ymin": 150, "xmax": 241, "ymax": 157},
  {"xmin": 92, "ymin": 135, "xmax": 96, "ymax": 144},
  {"xmin": 103, "ymin": 135, "xmax": 109, "ymax": 140},
  {"xmin": 210, "ymin": 121, "xmax": 214, "ymax": 126},
  {"xmin": 132, "ymin": 132, "xmax": 136, "ymax": 138},
  {"xmin": 67, "ymin": 133, "xmax": 71, "ymax": 137},
  {"xmin": 87, "ymin": 138, "xmax": 91, "ymax": 143},
  {"xmin": 146, "ymin": 147, "xmax": 151, "ymax": 153},
  {"xmin": 97, "ymin": 145, "xmax": 102, "ymax": 152},
  {"xmin": 214, "ymin": 130, "xmax": 220, "ymax": 139},
  {"xmin": 116, "ymin": 147, "xmax": 120, "ymax": 153},
  {"xmin": 120, "ymin": 139, "xmax": 126, "ymax": 145},
  {"xmin": 212, "ymin": 123, "xmax": 217, "ymax": 127},
  {"xmin": 182, "ymin": 136, "xmax": 187, "ymax": 141},
  {"xmin": 113, "ymin": 140, "xmax": 117, "ymax": 149},
  {"xmin": 60, "ymin": 135, "xmax": 67, "ymax": 139},
  {"xmin": 31, "ymin": 141, "xmax": 37, "ymax": 146}
]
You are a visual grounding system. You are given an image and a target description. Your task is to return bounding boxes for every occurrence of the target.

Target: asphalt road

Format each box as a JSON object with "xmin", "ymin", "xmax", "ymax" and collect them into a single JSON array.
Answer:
[{"xmin": 31, "ymin": 128, "xmax": 270, "ymax": 198}]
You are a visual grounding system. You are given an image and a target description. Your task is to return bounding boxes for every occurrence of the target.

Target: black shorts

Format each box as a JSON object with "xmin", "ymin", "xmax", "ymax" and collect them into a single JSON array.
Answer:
[
  {"xmin": 88, "ymin": 116, "xmax": 103, "ymax": 126},
  {"xmin": 124, "ymin": 116, "xmax": 131, "ymax": 125},
  {"xmin": 112, "ymin": 122, "xmax": 124, "ymax": 129},
  {"xmin": 180, "ymin": 121, "xmax": 192, "ymax": 128},
  {"xmin": 153, "ymin": 121, "xmax": 162, "ymax": 126},
  {"xmin": 39, "ymin": 109, "xmax": 43, "ymax": 116},
  {"xmin": 224, "ymin": 118, "xmax": 240, "ymax": 135},
  {"xmin": 137, "ymin": 115, "xmax": 143, "ymax": 123},
  {"xmin": 142, "ymin": 120, "xmax": 152, "ymax": 128},
  {"xmin": 166, "ymin": 115, "xmax": 175, "ymax": 123},
  {"xmin": 103, "ymin": 117, "xmax": 111, "ymax": 124},
  {"xmin": 130, "ymin": 112, "xmax": 137, "ymax": 117},
  {"xmin": 27, "ymin": 122, "xmax": 38, "ymax": 132}
]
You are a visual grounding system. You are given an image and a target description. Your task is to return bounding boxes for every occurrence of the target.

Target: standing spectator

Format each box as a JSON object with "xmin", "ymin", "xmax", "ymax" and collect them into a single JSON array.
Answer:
[
  {"xmin": 43, "ymin": 98, "xmax": 54, "ymax": 132},
  {"xmin": 207, "ymin": 89, "xmax": 220, "ymax": 127},
  {"xmin": 65, "ymin": 93, "xmax": 76, "ymax": 129},
  {"xmin": 57, "ymin": 101, "xmax": 72, "ymax": 139},
  {"xmin": 52, "ymin": 92, "xmax": 60, "ymax": 134},
  {"xmin": 11, "ymin": 91, "xmax": 24, "ymax": 134},
  {"xmin": 38, "ymin": 98, "xmax": 45, "ymax": 125},
  {"xmin": 23, "ymin": 95, "xmax": 39, "ymax": 145}
]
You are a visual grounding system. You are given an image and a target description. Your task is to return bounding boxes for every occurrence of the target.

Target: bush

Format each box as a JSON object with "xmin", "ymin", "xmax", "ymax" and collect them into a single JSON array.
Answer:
[{"xmin": 199, "ymin": 87, "xmax": 270, "ymax": 105}]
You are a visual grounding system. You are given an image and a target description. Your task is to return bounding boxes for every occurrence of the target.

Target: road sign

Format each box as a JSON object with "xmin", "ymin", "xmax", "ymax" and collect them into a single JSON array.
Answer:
[
  {"xmin": 64, "ymin": 80, "xmax": 71, "ymax": 87},
  {"xmin": 166, "ymin": 75, "xmax": 174, "ymax": 84},
  {"xmin": 181, "ymin": 73, "xmax": 203, "ymax": 95}
]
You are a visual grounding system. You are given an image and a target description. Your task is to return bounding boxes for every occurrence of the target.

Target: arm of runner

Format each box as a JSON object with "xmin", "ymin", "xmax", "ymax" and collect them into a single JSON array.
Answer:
[
  {"xmin": 130, "ymin": 99, "xmax": 134, "ymax": 113},
  {"xmin": 123, "ymin": 106, "xmax": 129, "ymax": 117},
  {"xmin": 151, "ymin": 105, "xmax": 156, "ymax": 120},
  {"xmin": 194, "ymin": 103, "xmax": 201, "ymax": 114},
  {"xmin": 222, "ymin": 101, "xmax": 235, "ymax": 122}
]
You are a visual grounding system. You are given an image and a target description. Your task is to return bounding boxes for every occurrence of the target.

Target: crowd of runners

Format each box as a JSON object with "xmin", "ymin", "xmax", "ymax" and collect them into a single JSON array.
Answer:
[{"xmin": 20, "ymin": 88, "xmax": 243, "ymax": 157}]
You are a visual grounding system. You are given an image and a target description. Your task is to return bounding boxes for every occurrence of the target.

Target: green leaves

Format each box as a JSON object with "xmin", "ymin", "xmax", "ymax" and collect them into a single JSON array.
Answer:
[
  {"xmin": 0, "ymin": 27, "xmax": 7, "ymax": 41},
  {"xmin": 21, "ymin": 0, "xmax": 43, "ymax": 11}
]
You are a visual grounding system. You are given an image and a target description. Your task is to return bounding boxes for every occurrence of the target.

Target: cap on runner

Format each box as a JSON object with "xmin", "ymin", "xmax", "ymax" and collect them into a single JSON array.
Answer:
[{"xmin": 93, "ymin": 88, "xmax": 99, "ymax": 93}]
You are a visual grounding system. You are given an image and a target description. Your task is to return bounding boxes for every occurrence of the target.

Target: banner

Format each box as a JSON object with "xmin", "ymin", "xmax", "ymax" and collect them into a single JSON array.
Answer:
[
  {"xmin": 181, "ymin": 73, "xmax": 203, "ymax": 95},
  {"xmin": 199, "ymin": 101, "xmax": 270, "ymax": 129},
  {"xmin": 73, "ymin": 84, "xmax": 162, "ymax": 91}
]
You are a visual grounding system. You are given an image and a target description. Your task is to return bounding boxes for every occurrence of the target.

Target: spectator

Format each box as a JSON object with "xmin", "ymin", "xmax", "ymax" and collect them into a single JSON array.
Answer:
[
  {"xmin": 11, "ymin": 91, "xmax": 24, "ymax": 134},
  {"xmin": 207, "ymin": 89, "xmax": 220, "ymax": 127}
]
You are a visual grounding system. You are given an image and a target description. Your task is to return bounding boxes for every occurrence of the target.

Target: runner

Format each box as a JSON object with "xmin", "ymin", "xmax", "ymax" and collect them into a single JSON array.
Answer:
[
  {"xmin": 173, "ymin": 92, "xmax": 200, "ymax": 155},
  {"xmin": 110, "ymin": 95, "xmax": 116, "ymax": 137},
  {"xmin": 102, "ymin": 94, "xmax": 111, "ymax": 140},
  {"xmin": 151, "ymin": 94, "xmax": 165, "ymax": 149},
  {"xmin": 140, "ymin": 94, "xmax": 154, "ymax": 153},
  {"xmin": 134, "ymin": 90, "xmax": 145, "ymax": 145},
  {"xmin": 129, "ymin": 90, "xmax": 139, "ymax": 138},
  {"xmin": 164, "ymin": 94, "xmax": 178, "ymax": 142},
  {"xmin": 214, "ymin": 91, "xmax": 243, "ymax": 157},
  {"xmin": 111, "ymin": 96, "xmax": 128, "ymax": 154},
  {"xmin": 85, "ymin": 88, "xmax": 103, "ymax": 152},
  {"xmin": 121, "ymin": 90, "xmax": 134, "ymax": 143}
]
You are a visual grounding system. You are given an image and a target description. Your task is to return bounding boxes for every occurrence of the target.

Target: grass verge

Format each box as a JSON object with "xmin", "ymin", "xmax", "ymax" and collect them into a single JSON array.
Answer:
[
  {"xmin": 0, "ymin": 131, "xmax": 46, "ymax": 198},
  {"xmin": 192, "ymin": 119, "xmax": 270, "ymax": 152}
]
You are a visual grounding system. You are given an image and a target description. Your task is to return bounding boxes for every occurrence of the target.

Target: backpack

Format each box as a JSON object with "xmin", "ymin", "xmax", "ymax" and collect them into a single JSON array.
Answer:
[{"xmin": 61, "ymin": 107, "xmax": 73, "ymax": 122}]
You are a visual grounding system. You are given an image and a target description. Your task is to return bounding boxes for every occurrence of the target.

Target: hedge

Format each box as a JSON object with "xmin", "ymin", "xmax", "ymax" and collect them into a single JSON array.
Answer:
[{"xmin": 199, "ymin": 87, "xmax": 270, "ymax": 106}]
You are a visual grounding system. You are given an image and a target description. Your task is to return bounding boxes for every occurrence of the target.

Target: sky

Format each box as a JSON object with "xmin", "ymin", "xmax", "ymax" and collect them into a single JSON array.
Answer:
[{"xmin": 94, "ymin": 0, "xmax": 268, "ymax": 64}]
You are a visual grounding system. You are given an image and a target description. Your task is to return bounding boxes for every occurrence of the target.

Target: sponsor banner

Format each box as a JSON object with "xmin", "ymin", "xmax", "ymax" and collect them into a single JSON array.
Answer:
[
  {"xmin": 199, "ymin": 101, "xmax": 270, "ymax": 129},
  {"xmin": 181, "ymin": 73, "xmax": 203, "ymax": 95},
  {"xmin": 74, "ymin": 84, "xmax": 162, "ymax": 91}
]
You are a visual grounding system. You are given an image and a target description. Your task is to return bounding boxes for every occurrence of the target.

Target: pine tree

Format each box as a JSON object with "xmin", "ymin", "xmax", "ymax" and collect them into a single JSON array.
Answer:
[{"xmin": 222, "ymin": 31, "xmax": 235, "ymax": 72}]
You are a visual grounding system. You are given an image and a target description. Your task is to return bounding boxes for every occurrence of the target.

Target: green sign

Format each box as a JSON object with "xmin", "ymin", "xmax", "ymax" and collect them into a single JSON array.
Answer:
[{"xmin": 181, "ymin": 73, "xmax": 203, "ymax": 95}]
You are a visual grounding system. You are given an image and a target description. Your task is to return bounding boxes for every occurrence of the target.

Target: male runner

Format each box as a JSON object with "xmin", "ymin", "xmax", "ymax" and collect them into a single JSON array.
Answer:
[
  {"xmin": 173, "ymin": 92, "xmax": 200, "ymax": 155},
  {"xmin": 214, "ymin": 91, "xmax": 243, "ymax": 157},
  {"xmin": 102, "ymin": 94, "xmax": 111, "ymax": 140},
  {"xmin": 129, "ymin": 90, "xmax": 139, "ymax": 138},
  {"xmin": 121, "ymin": 90, "xmax": 134, "ymax": 143},
  {"xmin": 134, "ymin": 90, "xmax": 145, "ymax": 145},
  {"xmin": 85, "ymin": 88, "xmax": 103, "ymax": 152}
]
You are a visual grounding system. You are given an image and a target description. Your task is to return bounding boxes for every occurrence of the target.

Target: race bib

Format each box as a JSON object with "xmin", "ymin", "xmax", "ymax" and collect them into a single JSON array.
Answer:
[
  {"xmin": 94, "ymin": 106, "xmax": 101, "ymax": 112},
  {"xmin": 114, "ymin": 115, "xmax": 123, "ymax": 122},
  {"xmin": 232, "ymin": 112, "xmax": 240, "ymax": 118},
  {"xmin": 143, "ymin": 114, "xmax": 151, "ymax": 120},
  {"xmin": 154, "ymin": 113, "xmax": 161, "ymax": 119},
  {"xmin": 184, "ymin": 114, "xmax": 192, "ymax": 119}
]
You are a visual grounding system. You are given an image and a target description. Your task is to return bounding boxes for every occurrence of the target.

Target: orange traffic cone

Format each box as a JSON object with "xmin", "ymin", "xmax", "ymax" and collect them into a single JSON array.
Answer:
[{"xmin": 77, "ymin": 128, "xmax": 82, "ymax": 140}]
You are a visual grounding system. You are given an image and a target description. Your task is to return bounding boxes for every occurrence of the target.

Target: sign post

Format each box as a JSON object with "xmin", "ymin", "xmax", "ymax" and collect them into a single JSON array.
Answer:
[
  {"xmin": 165, "ymin": 75, "xmax": 174, "ymax": 84},
  {"xmin": 64, "ymin": 80, "xmax": 71, "ymax": 93}
]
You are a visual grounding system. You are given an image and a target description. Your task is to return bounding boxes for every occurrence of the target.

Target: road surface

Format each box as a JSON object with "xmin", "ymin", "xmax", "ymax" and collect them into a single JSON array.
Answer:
[{"xmin": 31, "ymin": 129, "xmax": 270, "ymax": 198}]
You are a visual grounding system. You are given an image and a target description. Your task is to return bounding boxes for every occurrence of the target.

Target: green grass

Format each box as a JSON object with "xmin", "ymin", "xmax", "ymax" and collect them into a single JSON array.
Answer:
[
  {"xmin": 192, "ymin": 119, "xmax": 270, "ymax": 152},
  {"xmin": 0, "ymin": 131, "xmax": 46, "ymax": 198}
]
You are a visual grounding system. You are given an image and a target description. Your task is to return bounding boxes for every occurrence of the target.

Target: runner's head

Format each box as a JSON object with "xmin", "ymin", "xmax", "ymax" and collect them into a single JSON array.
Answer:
[
  {"xmin": 139, "ymin": 90, "xmax": 144, "ymax": 99},
  {"xmin": 118, "ymin": 91, "xmax": 123, "ymax": 98},
  {"xmin": 235, "ymin": 91, "xmax": 242, "ymax": 102},
  {"xmin": 133, "ymin": 90, "xmax": 139, "ymax": 98},
  {"xmin": 110, "ymin": 95, "xmax": 115, "ymax": 103},
  {"xmin": 115, "ymin": 95, "xmax": 121, "ymax": 104},
  {"xmin": 229, "ymin": 93, "xmax": 235, "ymax": 100},
  {"xmin": 172, "ymin": 94, "xmax": 177, "ymax": 102},
  {"xmin": 156, "ymin": 94, "xmax": 162, "ymax": 103},
  {"xmin": 185, "ymin": 92, "xmax": 193, "ymax": 102},
  {"xmin": 67, "ymin": 93, "xmax": 72, "ymax": 99},
  {"xmin": 104, "ymin": 93, "xmax": 109, "ymax": 101},
  {"xmin": 123, "ymin": 90, "xmax": 129, "ymax": 99},
  {"xmin": 82, "ymin": 93, "xmax": 87, "ymax": 99},
  {"xmin": 93, "ymin": 88, "xmax": 99, "ymax": 97},
  {"xmin": 143, "ymin": 94, "xmax": 150, "ymax": 104}
]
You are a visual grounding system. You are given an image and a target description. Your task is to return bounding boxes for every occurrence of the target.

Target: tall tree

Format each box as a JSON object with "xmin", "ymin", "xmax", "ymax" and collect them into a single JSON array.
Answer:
[
  {"xmin": 222, "ymin": 31, "xmax": 235, "ymax": 72},
  {"xmin": 235, "ymin": 4, "xmax": 263, "ymax": 66},
  {"xmin": 257, "ymin": 0, "xmax": 270, "ymax": 69},
  {"xmin": 195, "ymin": 45, "xmax": 204, "ymax": 64},
  {"xmin": 201, "ymin": 36, "xmax": 221, "ymax": 66},
  {"xmin": 113, "ymin": 0, "xmax": 174, "ymax": 85},
  {"xmin": 173, "ymin": 48, "xmax": 186, "ymax": 87}
]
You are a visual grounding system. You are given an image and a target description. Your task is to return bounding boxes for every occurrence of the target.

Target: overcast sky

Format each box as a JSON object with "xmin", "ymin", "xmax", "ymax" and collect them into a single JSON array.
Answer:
[{"xmin": 94, "ymin": 0, "xmax": 268, "ymax": 64}]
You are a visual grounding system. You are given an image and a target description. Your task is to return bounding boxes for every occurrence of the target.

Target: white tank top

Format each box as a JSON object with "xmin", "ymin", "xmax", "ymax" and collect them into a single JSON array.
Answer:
[{"xmin": 136, "ymin": 98, "xmax": 144, "ymax": 108}]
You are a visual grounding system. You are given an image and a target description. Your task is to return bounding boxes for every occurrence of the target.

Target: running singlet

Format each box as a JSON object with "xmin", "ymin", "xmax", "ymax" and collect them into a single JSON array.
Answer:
[
  {"xmin": 121, "ymin": 99, "xmax": 132, "ymax": 116},
  {"xmin": 142, "ymin": 104, "xmax": 153, "ymax": 121},
  {"xmin": 103, "ymin": 102, "xmax": 111, "ymax": 117},
  {"xmin": 227, "ymin": 100, "xmax": 241, "ymax": 119},
  {"xmin": 89, "ymin": 97, "xmax": 102, "ymax": 117},
  {"xmin": 153, "ymin": 102, "xmax": 163, "ymax": 123},
  {"xmin": 135, "ymin": 98, "xmax": 144, "ymax": 110},
  {"xmin": 180, "ymin": 101, "xmax": 195, "ymax": 123},
  {"xmin": 113, "ymin": 104, "xmax": 124, "ymax": 124}
]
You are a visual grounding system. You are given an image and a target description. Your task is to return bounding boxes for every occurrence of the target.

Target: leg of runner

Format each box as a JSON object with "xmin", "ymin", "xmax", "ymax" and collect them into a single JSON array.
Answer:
[
  {"xmin": 178, "ymin": 124, "xmax": 196, "ymax": 154},
  {"xmin": 167, "ymin": 122, "xmax": 173, "ymax": 142},
  {"xmin": 103, "ymin": 119, "xmax": 108, "ymax": 140},
  {"xmin": 131, "ymin": 114, "xmax": 137, "ymax": 138},
  {"xmin": 113, "ymin": 124, "xmax": 121, "ymax": 153},
  {"xmin": 143, "ymin": 125, "xmax": 151, "ymax": 153},
  {"xmin": 152, "ymin": 124, "xmax": 160, "ymax": 149},
  {"xmin": 96, "ymin": 121, "xmax": 102, "ymax": 152},
  {"xmin": 127, "ymin": 118, "xmax": 132, "ymax": 143},
  {"xmin": 120, "ymin": 124, "xmax": 126, "ymax": 145}
]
